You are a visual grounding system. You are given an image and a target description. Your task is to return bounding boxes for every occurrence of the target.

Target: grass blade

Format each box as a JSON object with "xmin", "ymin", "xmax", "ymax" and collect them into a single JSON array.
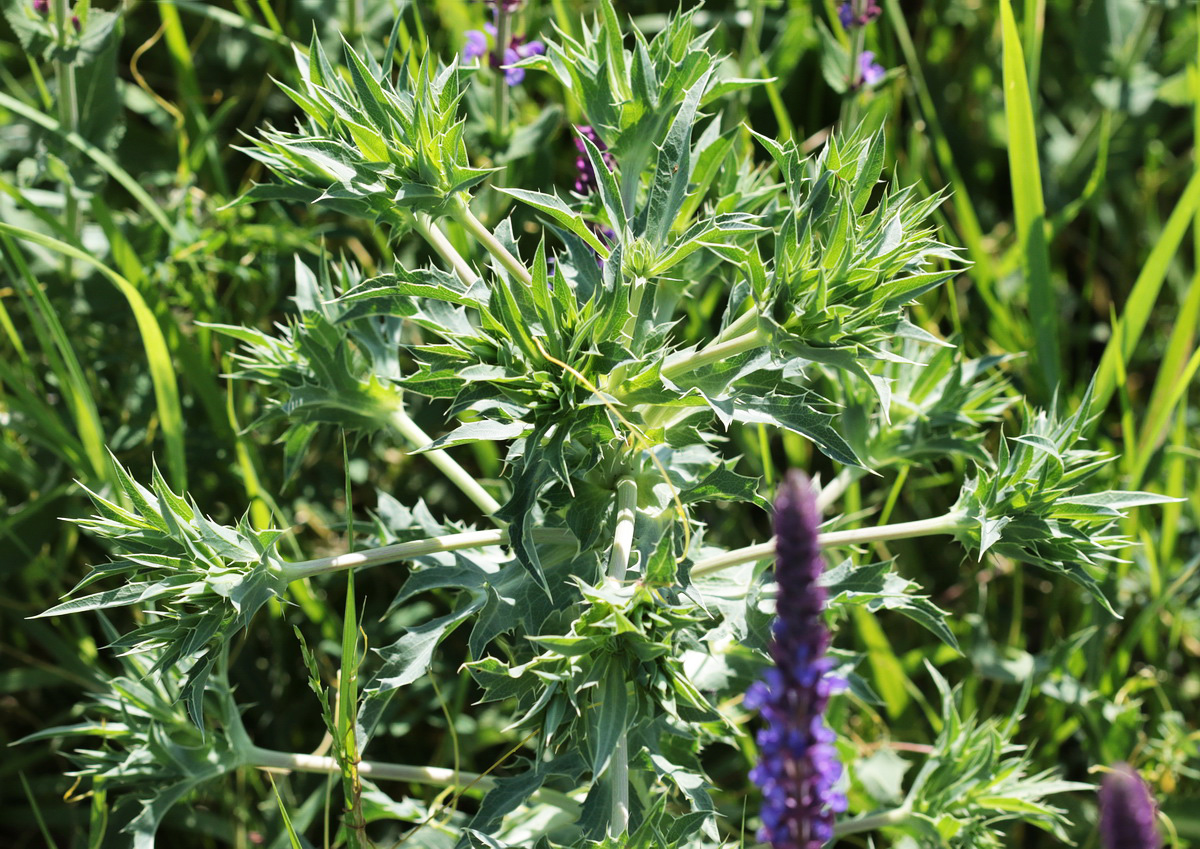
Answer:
[
  {"xmin": 1091, "ymin": 168, "xmax": 1200, "ymax": 414},
  {"xmin": 1000, "ymin": 0, "xmax": 1058, "ymax": 397},
  {"xmin": 0, "ymin": 222, "xmax": 188, "ymax": 490},
  {"xmin": 0, "ymin": 92, "xmax": 173, "ymax": 236}
]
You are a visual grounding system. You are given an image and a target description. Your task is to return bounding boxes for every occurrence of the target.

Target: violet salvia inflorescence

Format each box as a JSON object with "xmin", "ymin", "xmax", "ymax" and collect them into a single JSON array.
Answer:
[
  {"xmin": 462, "ymin": 1, "xmax": 544, "ymax": 87},
  {"xmin": 572, "ymin": 125, "xmax": 615, "ymax": 194},
  {"xmin": 1099, "ymin": 763, "xmax": 1162, "ymax": 849},
  {"xmin": 838, "ymin": 0, "xmax": 881, "ymax": 29},
  {"xmin": 745, "ymin": 472, "xmax": 847, "ymax": 849}
]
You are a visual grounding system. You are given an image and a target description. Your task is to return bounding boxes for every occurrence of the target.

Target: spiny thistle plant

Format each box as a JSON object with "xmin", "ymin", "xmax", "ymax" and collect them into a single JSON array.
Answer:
[{"xmin": 27, "ymin": 2, "xmax": 1180, "ymax": 847}]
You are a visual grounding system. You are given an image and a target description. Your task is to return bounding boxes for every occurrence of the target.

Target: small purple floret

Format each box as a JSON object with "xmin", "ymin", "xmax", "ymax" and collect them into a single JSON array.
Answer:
[
  {"xmin": 32, "ymin": 0, "xmax": 49, "ymax": 14},
  {"xmin": 572, "ymin": 125, "xmax": 615, "ymax": 195},
  {"xmin": 1099, "ymin": 763, "xmax": 1161, "ymax": 849},
  {"xmin": 837, "ymin": 3, "xmax": 854, "ymax": 28},
  {"xmin": 858, "ymin": 51, "xmax": 886, "ymax": 86},
  {"xmin": 463, "ymin": 29, "xmax": 489, "ymax": 60},
  {"xmin": 749, "ymin": 472, "xmax": 846, "ymax": 849},
  {"xmin": 501, "ymin": 37, "xmax": 543, "ymax": 86}
]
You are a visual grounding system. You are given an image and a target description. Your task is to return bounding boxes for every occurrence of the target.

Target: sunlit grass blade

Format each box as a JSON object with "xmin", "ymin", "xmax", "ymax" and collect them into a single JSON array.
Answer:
[
  {"xmin": 0, "ymin": 92, "xmax": 173, "ymax": 236},
  {"xmin": 267, "ymin": 774, "xmax": 305, "ymax": 849},
  {"xmin": 1092, "ymin": 168, "xmax": 1200, "ymax": 415},
  {"xmin": 0, "ymin": 223, "xmax": 188, "ymax": 490},
  {"xmin": 1000, "ymin": 0, "xmax": 1058, "ymax": 397},
  {"xmin": 0, "ymin": 234, "xmax": 109, "ymax": 484},
  {"xmin": 882, "ymin": 0, "xmax": 1018, "ymax": 351}
]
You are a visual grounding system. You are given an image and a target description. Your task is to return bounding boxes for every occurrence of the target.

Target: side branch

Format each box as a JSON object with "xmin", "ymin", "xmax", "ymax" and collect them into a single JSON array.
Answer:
[
  {"xmin": 282, "ymin": 527, "xmax": 577, "ymax": 582},
  {"xmin": 690, "ymin": 512, "xmax": 967, "ymax": 577}
]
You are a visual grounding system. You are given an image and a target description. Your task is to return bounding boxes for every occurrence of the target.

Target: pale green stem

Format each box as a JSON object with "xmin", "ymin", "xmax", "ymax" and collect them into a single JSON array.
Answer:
[
  {"xmin": 452, "ymin": 201, "xmax": 533, "ymax": 286},
  {"xmin": 833, "ymin": 805, "xmax": 913, "ymax": 837},
  {"xmin": 249, "ymin": 746, "xmax": 582, "ymax": 815},
  {"xmin": 714, "ymin": 305, "xmax": 760, "ymax": 345},
  {"xmin": 53, "ymin": 0, "xmax": 79, "ymax": 253},
  {"xmin": 413, "ymin": 212, "xmax": 481, "ymax": 286},
  {"xmin": 388, "ymin": 407, "xmax": 503, "ymax": 518},
  {"xmin": 493, "ymin": 6, "xmax": 511, "ymax": 138},
  {"xmin": 635, "ymin": 324, "xmax": 769, "ymax": 430},
  {"xmin": 816, "ymin": 466, "xmax": 860, "ymax": 512},
  {"xmin": 659, "ymin": 326, "xmax": 767, "ymax": 382},
  {"xmin": 689, "ymin": 511, "xmax": 967, "ymax": 577},
  {"xmin": 281, "ymin": 527, "xmax": 577, "ymax": 582},
  {"xmin": 605, "ymin": 476, "xmax": 637, "ymax": 838}
]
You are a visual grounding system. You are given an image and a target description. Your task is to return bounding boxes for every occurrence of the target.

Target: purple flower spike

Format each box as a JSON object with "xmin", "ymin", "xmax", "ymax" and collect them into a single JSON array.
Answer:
[
  {"xmin": 840, "ymin": 0, "xmax": 882, "ymax": 28},
  {"xmin": 502, "ymin": 37, "xmax": 544, "ymax": 86},
  {"xmin": 463, "ymin": 29, "xmax": 489, "ymax": 60},
  {"xmin": 1099, "ymin": 763, "xmax": 1161, "ymax": 849},
  {"xmin": 749, "ymin": 472, "xmax": 846, "ymax": 849},
  {"xmin": 572, "ymin": 125, "xmax": 615, "ymax": 195},
  {"xmin": 858, "ymin": 51, "xmax": 886, "ymax": 86}
]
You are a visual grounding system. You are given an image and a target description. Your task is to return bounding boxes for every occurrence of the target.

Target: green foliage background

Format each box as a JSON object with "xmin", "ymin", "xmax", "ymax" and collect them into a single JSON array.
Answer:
[{"xmin": 1, "ymin": 0, "xmax": 1197, "ymax": 845}]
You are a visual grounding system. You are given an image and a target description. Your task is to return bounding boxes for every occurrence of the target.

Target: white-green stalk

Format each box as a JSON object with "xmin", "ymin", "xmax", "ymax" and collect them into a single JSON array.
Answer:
[
  {"xmin": 493, "ymin": 4, "xmax": 511, "ymax": 138},
  {"xmin": 248, "ymin": 746, "xmax": 583, "ymax": 816},
  {"xmin": 452, "ymin": 200, "xmax": 533, "ymax": 286},
  {"xmin": 713, "ymin": 305, "xmax": 760, "ymax": 346},
  {"xmin": 605, "ymin": 476, "xmax": 637, "ymax": 837},
  {"xmin": 388, "ymin": 406, "xmax": 503, "ymax": 518},
  {"xmin": 413, "ymin": 212, "xmax": 481, "ymax": 286},
  {"xmin": 281, "ymin": 527, "xmax": 577, "ymax": 582},
  {"xmin": 833, "ymin": 805, "xmax": 913, "ymax": 837},
  {"xmin": 659, "ymin": 326, "xmax": 768, "ymax": 382},
  {"xmin": 250, "ymin": 745, "xmax": 491, "ymax": 788},
  {"xmin": 690, "ymin": 511, "xmax": 967, "ymax": 577}
]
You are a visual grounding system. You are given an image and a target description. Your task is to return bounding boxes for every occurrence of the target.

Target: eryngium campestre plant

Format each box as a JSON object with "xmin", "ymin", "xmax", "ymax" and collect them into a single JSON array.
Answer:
[
  {"xmin": 745, "ymin": 472, "xmax": 846, "ymax": 848},
  {"xmin": 27, "ymin": 0, "xmax": 1183, "ymax": 845},
  {"xmin": 1100, "ymin": 763, "xmax": 1162, "ymax": 849}
]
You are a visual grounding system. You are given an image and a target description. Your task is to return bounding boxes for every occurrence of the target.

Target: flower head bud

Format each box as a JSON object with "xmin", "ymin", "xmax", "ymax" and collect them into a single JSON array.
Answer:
[
  {"xmin": 32, "ymin": 0, "xmax": 48, "ymax": 13},
  {"xmin": 748, "ymin": 471, "xmax": 846, "ymax": 849},
  {"xmin": 1099, "ymin": 763, "xmax": 1161, "ymax": 849}
]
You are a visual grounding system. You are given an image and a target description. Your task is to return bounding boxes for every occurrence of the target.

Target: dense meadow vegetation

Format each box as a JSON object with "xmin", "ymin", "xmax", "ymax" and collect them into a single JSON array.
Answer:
[{"xmin": 1, "ymin": 0, "xmax": 1198, "ymax": 846}]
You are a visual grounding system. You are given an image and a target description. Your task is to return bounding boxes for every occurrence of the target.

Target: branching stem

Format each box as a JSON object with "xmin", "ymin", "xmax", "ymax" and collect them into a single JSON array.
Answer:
[
  {"xmin": 493, "ymin": 6, "xmax": 511, "ymax": 138},
  {"xmin": 690, "ymin": 511, "xmax": 967, "ymax": 577},
  {"xmin": 281, "ymin": 527, "xmax": 576, "ymax": 582},
  {"xmin": 833, "ymin": 805, "xmax": 913, "ymax": 837},
  {"xmin": 248, "ymin": 747, "xmax": 582, "ymax": 815},
  {"xmin": 605, "ymin": 476, "xmax": 637, "ymax": 838},
  {"xmin": 413, "ymin": 212, "xmax": 480, "ymax": 286},
  {"xmin": 388, "ymin": 407, "xmax": 503, "ymax": 518},
  {"xmin": 660, "ymin": 326, "xmax": 768, "ymax": 381},
  {"xmin": 452, "ymin": 201, "xmax": 533, "ymax": 285}
]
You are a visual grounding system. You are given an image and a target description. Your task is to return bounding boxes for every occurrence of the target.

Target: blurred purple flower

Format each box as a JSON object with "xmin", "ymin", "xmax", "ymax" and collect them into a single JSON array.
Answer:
[
  {"xmin": 32, "ymin": 0, "xmax": 49, "ymax": 14},
  {"xmin": 839, "ymin": 0, "xmax": 882, "ymax": 28},
  {"xmin": 858, "ymin": 51, "xmax": 885, "ymax": 86},
  {"xmin": 463, "ymin": 29, "xmax": 489, "ymax": 59},
  {"xmin": 1099, "ymin": 764, "xmax": 1161, "ymax": 849},
  {"xmin": 466, "ymin": 25, "xmax": 542, "ymax": 87},
  {"xmin": 573, "ymin": 125, "xmax": 615, "ymax": 194},
  {"xmin": 501, "ymin": 37, "xmax": 544, "ymax": 86},
  {"xmin": 746, "ymin": 472, "xmax": 846, "ymax": 849}
]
